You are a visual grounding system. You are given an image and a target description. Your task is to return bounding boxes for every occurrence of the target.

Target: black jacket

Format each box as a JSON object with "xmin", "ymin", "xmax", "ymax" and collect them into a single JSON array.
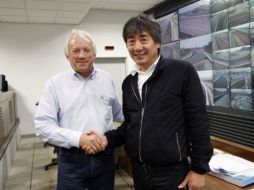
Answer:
[{"xmin": 105, "ymin": 57, "xmax": 213, "ymax": 174}]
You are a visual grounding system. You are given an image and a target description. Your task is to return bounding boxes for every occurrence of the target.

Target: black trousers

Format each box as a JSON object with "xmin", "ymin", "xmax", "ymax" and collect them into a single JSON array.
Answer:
[{"xmin": 131, "ymin": 160, "xmax": 190, "ymax": 190}]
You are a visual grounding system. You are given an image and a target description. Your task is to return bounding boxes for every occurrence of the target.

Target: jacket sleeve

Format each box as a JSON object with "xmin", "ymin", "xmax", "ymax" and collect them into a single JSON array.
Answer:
[
  {"xmin": 105, "ymin": 77, "xmax": 130, "ymax": 148},
  {"xmin": 182, "ymin": 63, "xmax": 213, "ymax": 174}
]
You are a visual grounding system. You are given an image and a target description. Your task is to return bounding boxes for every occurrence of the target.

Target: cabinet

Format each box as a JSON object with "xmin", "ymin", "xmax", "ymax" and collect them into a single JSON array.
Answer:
[{"xmin": 0, "ymin": 91, "xmax": 20, "ymax": 190}]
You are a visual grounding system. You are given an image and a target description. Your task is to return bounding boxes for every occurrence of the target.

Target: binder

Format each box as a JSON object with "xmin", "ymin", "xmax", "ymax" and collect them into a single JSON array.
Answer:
[{"xmin": 209, "ymin": 149, "xmax": 254, "ymax": 187}]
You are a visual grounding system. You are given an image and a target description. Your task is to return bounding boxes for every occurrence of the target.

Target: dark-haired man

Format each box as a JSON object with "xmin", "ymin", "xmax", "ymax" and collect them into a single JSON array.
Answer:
[{"xmin": 85, "ymin": 14, "xmax": 213, "ymax": 190}]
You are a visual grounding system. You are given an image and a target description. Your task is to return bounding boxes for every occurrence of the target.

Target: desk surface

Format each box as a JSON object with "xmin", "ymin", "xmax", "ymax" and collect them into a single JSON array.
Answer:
[{"xmin": 205, "ymin": 174, "xmax": 254, "ymax": 190}]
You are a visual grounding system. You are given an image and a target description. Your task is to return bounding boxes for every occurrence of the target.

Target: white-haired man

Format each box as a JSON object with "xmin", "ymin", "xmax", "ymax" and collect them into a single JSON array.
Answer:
[{"xmin": 34, "ymin": 29, "xmax": 124, "ymax": 190}]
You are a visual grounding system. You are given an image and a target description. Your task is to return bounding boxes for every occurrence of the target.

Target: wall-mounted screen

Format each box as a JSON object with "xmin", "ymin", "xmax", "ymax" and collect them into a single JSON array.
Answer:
[
  {"xmin": 179, "ymin": 0, "xmax": 211, "ymax": 39},
  {"xmin": 229, "ymin": 24, "xmax": 250, "ymax": 48},
  {"xmin": 230, "ymin": 46, "xmax": 251, "ymax": 68},
  {"xmin": 211, "ymin": 0, "xmax": 228, "ymax": 14},
  {"xmin": 231, "ymin": 89, "xmax": 252, "ymax": 111},
  {"xmin": 212, "ymin": 30, "xmax": 229, "ymax": 51},
  {"xmin": 157, "ymin": 12, "xmax": 179, "ymax": 44},
  {"xmin": 251, "ymin": 0, "xmax": 254, "ymax": 21},
  {"xmin": 180, "ymin": 34, "xmax": 212, "ymax": 71},
  {"xmin": 161, "ymin": 41, "xmax": 180, "ymax": 59},
  {"xmin": 230, "ymin": 67, "xmax": 252, "ymax": 89},
  {"xmin": 211, "ymin": 9, "xmax": 228, "ymax": 32},
  {"xmin": 228, "ymin": 2, "xmax": 249, "ymax": 28},
  {"xmin": 212, "ymin": 49, "xmax": 229, "ymax": 70},
  {"xmin": 157, "ymin": 0, "xmax": 254, "ymax": 111},
  {"xmin": 213, "ymin": 88, "xmax": 230, "ymax": 107}
]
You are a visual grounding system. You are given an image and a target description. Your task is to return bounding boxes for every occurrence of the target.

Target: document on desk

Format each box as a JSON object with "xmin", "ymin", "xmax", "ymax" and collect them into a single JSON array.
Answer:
[{"xmin": 209, "ymin": 152, "xmax": 254, "ymax": 187}]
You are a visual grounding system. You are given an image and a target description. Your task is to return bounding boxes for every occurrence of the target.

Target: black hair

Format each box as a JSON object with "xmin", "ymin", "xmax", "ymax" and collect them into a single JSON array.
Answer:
[{"xmin": 122, "ymin": 14, "xmax": 161, "ymax": 45}]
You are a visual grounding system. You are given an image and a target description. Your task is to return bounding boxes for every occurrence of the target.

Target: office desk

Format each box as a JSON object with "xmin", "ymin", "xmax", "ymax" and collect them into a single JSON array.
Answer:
[
  {"xmin": 207, "ymin": 137, "xmax": 254, "ymax": 190},
  {"xmin": 205, "ymin": 174, "xmax": 254, "ymax": 190},
  {"xmin": 116, "ymin": 137, "xmax": 254, "ymax": 189}
]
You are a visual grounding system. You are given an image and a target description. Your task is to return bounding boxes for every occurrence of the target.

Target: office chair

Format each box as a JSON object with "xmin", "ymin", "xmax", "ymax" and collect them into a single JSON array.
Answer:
[
  {"xmin": 44, "ymin": 143, "xmax": 58, "ymax": 170},
  {"xmin": 35, "ymin": 101, "xmax": 58, "ymax": 170}
]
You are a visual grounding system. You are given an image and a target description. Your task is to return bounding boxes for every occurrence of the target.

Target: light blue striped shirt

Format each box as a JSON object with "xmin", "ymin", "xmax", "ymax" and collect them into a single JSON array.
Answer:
[{"xmin": 34, "ymin": 68, "xmax": 124, "ymax": 148}]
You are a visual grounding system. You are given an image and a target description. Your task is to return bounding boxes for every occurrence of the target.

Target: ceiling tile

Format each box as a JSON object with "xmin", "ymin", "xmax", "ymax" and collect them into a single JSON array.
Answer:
[
  {"xmin": 0, "ymin": 0, "xmax": 25, "ymax": 8},
  {"xmin": 0, "ymin": 8, "xmax": 26, "ymax": 16},
  {"xmin": 30, "ymin": 0, "xmax": 56, "ymax": 1},
  {"xmin": 0, "ymin": 15, "xmax": 27, "ymax": 23},
  {"xmin": 57, "ymin": 10, "xmax": 85, "ymax": 18},
  {"xmin": 127, "ymin": 3, "xmax": 152, "ymax": 11},
  {"xmin": 91, "ymin": 2, "xmax": 106, "ymax": 9},
  {"xmin": 93, "ymin": 0, "xmax": 110, "ymax": 2},
  {"xmin": 25, "ymin": 0, "xmax": 58, "ymax": 10},
  {"xmin": 103, "ymin": 2, "xmax": 128, "ymax": 10},
  {"xmin": 0, "ymin": 0, "xmax": 163, "ymax": 24},
  {"xmin": 57, "ymin": 0, "xmax": 92, "ymax": 2},
  {"xmin": 58, "ymin": 2, "xmax": 91, "ymax": 11},
  {"xmin": 109, "ymin": 0, "xmax": 132, "ymax": 3},
  {"xmin": 55, "ymin": 17, "xmax": 81, "ymax": 24},
  {"xmin": 132, "ymin": 0, "xmax": 162, "ymax": 3},
  {"xmin": 28, "ymin": 16, "xmax": 55, "ymax": 23},
  {"xmin": 27, "ymin": 9, "xmax": 56, "ymax": 17}
]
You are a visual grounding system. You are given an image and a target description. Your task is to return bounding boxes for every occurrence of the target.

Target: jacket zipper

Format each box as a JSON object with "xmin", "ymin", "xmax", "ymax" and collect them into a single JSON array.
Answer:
[
  {"xmin": 131, "ymin": 82, "xmax": 148, "ymax": 163},
  {"xmin": 176, "ymin": 132, "xmax": 182, "ymax": 162}
]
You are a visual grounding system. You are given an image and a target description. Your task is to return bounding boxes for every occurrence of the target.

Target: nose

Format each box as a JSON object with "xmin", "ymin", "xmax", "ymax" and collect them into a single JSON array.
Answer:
[
  {"xmin": 133, "ymin": 40, "xmax": 142, "ymax": 51},
  {"xmin": 78, "ymin": 50, "xmax": 86, "ymax": 58}
]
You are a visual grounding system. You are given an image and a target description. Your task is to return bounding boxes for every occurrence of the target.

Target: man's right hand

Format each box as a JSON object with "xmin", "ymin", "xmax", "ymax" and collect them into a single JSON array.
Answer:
[{"xmin": 79, "ymin": 130, "xmax": 108, "ymax": 154}]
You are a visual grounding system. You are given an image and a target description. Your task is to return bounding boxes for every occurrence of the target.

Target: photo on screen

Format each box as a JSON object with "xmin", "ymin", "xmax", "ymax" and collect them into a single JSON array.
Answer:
[
  {"xmin": 251, "ymin": 21, "xmax": 254, "ymax": 45},
  {"xmin": 197, "ymin": 70, "xmax": 214, "ymax": 105},
  {"xmin": 228, "ymin": 2, "xmax": 249, "ymax": 28},
  {"xmin": 157, "ymin": 12, "xmax": 179, "ymax": 44},
  {"xmin": 252, "ymin": 68, "xmax": 254, "ymax": 91},
  {"xmin": 210, "ymin": 0, "xmax": 228, "ymax": 14},
  {"xmin": 213, "ymin": 69, "xmax": 230, "ymax": 89},
  {"xmin": 229, "ymin": 0, "xmax": 246, "ymax": 7},
  {"xmin": 213, "ymin": 88, "xmax": 230, "ymax": 108},
  {"xmin": 252, "ymin": 45, "xmax": 254, "ymax": 66},
  {"xmin": 251, "ymin": 1, "xmax": 254, "ymax": 22},
  {"xmin": 229, "ymin": 24, "xmax": 250, "ymax": 48},
  {"xmin": 212, "ymin": 30, "xmax": 229, "ymax": 51},
  {"xmin": 231, "ymin": 89, "xmax": 252, "ymax": 111},
  {"xmin": 230, "ymin": 45, "xmax": 251, "ymax": 68},
  {"xmin": 211, "ymin": 9, "xmax": 228, "ymax": 32},
  {"xmin": 250, "ymin": 22, "xmax": 254, "ymax": 66},
  {"xmin": 212, "ymin": 49, "xmax": 230, "ymax": 70},
  {"xmin": 179, "ymin": 0, "xmax": 211, "ymax": 39},
  {"xmin": 180, "ymin": 34, "xmax": 212, "ymax": 70},
  {"xmin": 161, "ymin": 41, "xmax": 180, "ymax": 59},
  {"xmin": 230, "ymin": 67, "xmax": 252, "ymax": 89},
  {"xmin": 253, "ymin": 89, "xmax": 254, "ymax": 111}
]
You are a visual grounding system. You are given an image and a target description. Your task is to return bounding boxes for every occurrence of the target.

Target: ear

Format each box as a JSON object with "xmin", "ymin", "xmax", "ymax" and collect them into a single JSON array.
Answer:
[{"xmin": 156, "ymin": 43, "xmax": 160, "ymax": 49}]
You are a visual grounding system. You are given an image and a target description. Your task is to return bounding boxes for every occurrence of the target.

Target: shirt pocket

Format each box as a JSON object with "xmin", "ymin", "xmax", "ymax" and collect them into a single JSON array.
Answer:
[
  {"xmin": 101, "ymin": 94, "xmax": 114, "ymax": 121},
  {"xmin": 101, "ymin": 95, "xmax": 114, "ymax": 106}
]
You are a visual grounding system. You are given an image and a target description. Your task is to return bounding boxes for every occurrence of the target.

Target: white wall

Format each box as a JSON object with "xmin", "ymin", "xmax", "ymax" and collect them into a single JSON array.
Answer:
[{"xmin": 0, "ymin": 9, "xmax": 138, "ymax": 135}]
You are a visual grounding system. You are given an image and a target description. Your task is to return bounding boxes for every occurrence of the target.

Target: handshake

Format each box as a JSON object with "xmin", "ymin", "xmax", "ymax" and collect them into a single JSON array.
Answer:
[{"xmin": 79, "ymin": 130, "xmax": 108, "ymax": 154}]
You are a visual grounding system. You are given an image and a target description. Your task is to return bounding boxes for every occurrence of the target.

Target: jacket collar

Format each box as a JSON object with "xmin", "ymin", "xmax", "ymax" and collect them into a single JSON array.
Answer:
[
  {"xmin": 130, "ymin": 55, "xmax": 164, "ymax": 80},
  {"xmin": 130, "ymin": 56, "xmax": 161, "ymax": 76}
]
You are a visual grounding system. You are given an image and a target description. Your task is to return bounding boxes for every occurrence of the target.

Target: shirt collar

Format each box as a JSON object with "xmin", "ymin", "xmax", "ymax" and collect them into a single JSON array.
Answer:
[
  {"xmin": 130, "ymin": 55, "xmax": 161, "ymax": 76},
  {"xmin": 72, "ymin": 66, "xmax": 97, "ymax": 80}
]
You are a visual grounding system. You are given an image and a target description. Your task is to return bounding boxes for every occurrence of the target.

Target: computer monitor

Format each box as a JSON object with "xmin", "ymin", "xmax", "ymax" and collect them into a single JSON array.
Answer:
[{"xmin": 0, "ymin": 74, "xmax": 7, "ymax": 92}]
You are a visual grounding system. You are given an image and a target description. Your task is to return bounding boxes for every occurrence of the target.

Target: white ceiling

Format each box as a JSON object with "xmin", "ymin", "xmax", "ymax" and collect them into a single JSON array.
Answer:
[{"xmin": 0, "ymin": 0, "xmax": 164, "ymax": 24}]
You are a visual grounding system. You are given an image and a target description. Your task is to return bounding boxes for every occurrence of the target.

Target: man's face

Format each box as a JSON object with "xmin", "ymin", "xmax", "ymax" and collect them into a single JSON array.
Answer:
[
  {"xmin": 126, "ymin": 31, "xmax": 160, "ymax": 71},
  {"xmin": 66, "ymin": 36, "xmax": 95, "ymax": 78}
]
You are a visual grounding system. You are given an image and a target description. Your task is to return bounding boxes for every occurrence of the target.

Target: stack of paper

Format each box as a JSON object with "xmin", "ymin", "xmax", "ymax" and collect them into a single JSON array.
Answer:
[{"xmin": 209, "ymin": 151, "xmax": 254, "ymax": 187}]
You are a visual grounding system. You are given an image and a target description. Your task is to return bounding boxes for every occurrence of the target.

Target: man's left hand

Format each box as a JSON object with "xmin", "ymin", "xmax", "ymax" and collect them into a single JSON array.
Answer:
[{"xmin": 178, "ymin": 170, "xmax": 205, "ymax": 190}]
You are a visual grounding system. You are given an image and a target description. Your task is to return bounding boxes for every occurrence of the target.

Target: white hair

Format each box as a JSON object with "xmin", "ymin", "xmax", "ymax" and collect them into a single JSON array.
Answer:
[{"xmin": 64, "ymin": 29, "xmax": 97, "ymax": 56}]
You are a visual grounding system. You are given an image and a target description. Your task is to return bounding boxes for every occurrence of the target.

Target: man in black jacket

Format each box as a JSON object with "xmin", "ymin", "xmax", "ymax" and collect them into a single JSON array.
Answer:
[{"xmin": 84, "ymin": 14, "xmax": 213, "ymax": 190}]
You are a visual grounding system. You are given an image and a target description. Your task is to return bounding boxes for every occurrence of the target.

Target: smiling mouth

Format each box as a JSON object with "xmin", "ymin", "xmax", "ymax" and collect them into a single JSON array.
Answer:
[{"xmin": 134, "ymin": 53, "xmax": 146, "ymax": 58}]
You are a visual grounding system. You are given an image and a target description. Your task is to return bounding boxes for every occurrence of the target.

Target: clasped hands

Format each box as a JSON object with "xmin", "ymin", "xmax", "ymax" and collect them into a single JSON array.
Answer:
[{"xmin": 79, "ymin": 130, "xmax": 108, "ymax": 154}]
